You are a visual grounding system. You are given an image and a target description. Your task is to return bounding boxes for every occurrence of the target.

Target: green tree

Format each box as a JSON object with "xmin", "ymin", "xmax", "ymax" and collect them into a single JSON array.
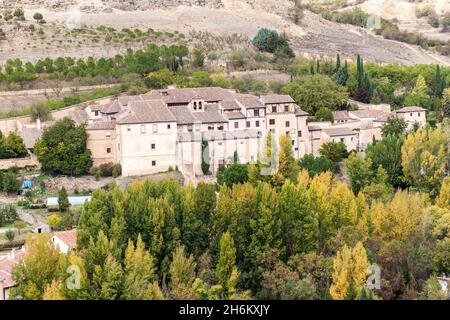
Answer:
[
  {"xmin": 346, "ymin": 153, "xmax": 373, "ymax": 194},
  {"xmin": 298, "ymin": 154, "xmax": 333, "ymax": 177},
  {"xmin": 381, "ymin": 116, "xmax": 408, "ymax": 137},
  {"xmin": 34, "ymin": 118, "xmax": 92, "ymax": 175},
  {"xmin": 282, "ymin": 74, "xmax": 349, "ymax": 115},
  {"xmin": 366, "ymin": 134, "xmax": 405, "ymax": 187},
  {"xmin": 10, "ymin": 234, "xmax": 64, "ymax": 300},
  {"xmin": 217, "ymin": 163, "xmax": 249, "ymax": 187},
  {"xmin": 169, "ymin": 245, "xmax": 198, "ymax": 299},
  {"xmin": 319, "ymin": 141, "xmax": 349, "ymax": 163},
  {"xmin": 273, "ymin": 135, "xmax": 299, "ymax": 187},
  {"xmin": 404, "ymin": 75, "xmax": 429, "ymax": 107},
  {"xmin": 58, "ymin": 187, "xmax": 70, "ymax": 212},
  {"xmin": 122, "ymin": 235, "xmax": 163, "ymax": 300},
  {"xmin": 216, "ymin": 231, "xmax": 238, "ymax": 298}
]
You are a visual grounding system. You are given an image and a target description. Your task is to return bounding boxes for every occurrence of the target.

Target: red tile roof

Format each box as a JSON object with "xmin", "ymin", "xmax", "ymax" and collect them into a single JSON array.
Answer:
[{"xmin": 53, "ymin": 230, "xmax": 78, "ymax": 250}]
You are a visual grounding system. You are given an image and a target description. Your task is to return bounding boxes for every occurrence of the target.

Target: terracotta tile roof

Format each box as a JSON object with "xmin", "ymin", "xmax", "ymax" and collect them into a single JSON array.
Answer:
[
  {"xmin": 53, "ymin": 230, "xmax": 78, "ymax": 250},
  {"xmin": 294, "ymin": 106, "xmax": 309, "ymax": 116},
  {"xmin": 349, "ymin": 109, "xmax": 386, "ymax": 119},
  {"xmin": 116, "ymin": 100, "xmax": 176, "ymax": 124},
  {"xmin": 100, "ymin": 100, "xmax": 121, "ymax": 114},
  {"xmin": 143, "ymin": 87, "xmax": 237, "ymax": 104},
  {"xmin": 394, "ymin": 106, "xmax": 426, "ymax": 113},
  {"xmin": 87, "ymin": 121, "xmax": 115, "ymax": 130},
  {"xmin": 192, "ymin": 104, "xmax": 227, "ymax": 124},
  {"xmin": 224, "ymin": 111, "xmax": 246, "ymax": 120},
  {"xmin": 0, "ymin": 248, "xmax": 26, "ymax": 289},
  {"xmin": 333, "ymin": 111, "xmax": 352, "ymax": 121},
  {"xmin": 168, "ymin": 105, "xmax": 197, "ymax": 125},
  {"xmin": 69, "ymin": 109, "xmax": 89, "ymax": 125},
  {"xmin": 235, "ymin": 94, "xmax": 265, "ymax": 109},
  {"xmin": 260, "ymin": 94, "xmax": 295, "ymax": 104},
  {"xmin": 323, "ymin": 127, "xmax": 357, "ymax": 137}
]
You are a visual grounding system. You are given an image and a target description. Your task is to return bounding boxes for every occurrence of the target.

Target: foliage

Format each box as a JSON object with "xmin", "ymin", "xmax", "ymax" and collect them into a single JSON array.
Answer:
[
  {"xmin": 217, "ymin": 164, "xmax": 249, "ymax": 188},
  {"xmin": 381, "ymin": 116, "xmax": 408, "ymax": 137},
  {"xmin": 0, "ymin": 132, "xmax": 28, "ymax": 159},
  {"xmin": 282, "ymin": 74, "xmax": 349, "ymax": 115},
  {"xmin": 35, "ymin": 118, "xmax": 92, "ymax": 175},
  {"xmin": 0, "ymin": 204, "xmax": 18, "ymax": 226},
  {"xmin": 252, "ymin": 28, "xmax": 294, "ymax": 57},
  {"xmin": 298, "ymin": 154, "xmax": 333, "ymax": 177},
  {"xmin": 402, "ymin": 126, "xmax": 448, "ymax": 197},
  {"xmin": 319, "ymin": 142, "xmax": 349, "ymax": 163}
]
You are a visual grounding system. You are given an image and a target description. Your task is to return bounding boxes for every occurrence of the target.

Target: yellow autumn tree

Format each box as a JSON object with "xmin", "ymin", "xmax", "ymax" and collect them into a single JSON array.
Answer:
[
  {"xmin": 330, "ymin": 181, "xmax": 357, "ymax": 229},
  {"xmin": 402, "ymin": 126, "xmax": 448, "ymax": 197},
  {"xmin": 43, "ymin": 280, "xmax": 64, "ymax": 300},
  {"xmin": 371, "ymin": 190, "xmax": 425, "ymax": 241},
  {"xmin": 436, "ymin": 177, "xmax": 450, "ymax": 209},
  {"xmin": 308, "ymin": 171, "xmax": 333, "ymax": 251},
  {"xmin": 330, "ymin": 242, "xmax": 369, "ymax": 300}
]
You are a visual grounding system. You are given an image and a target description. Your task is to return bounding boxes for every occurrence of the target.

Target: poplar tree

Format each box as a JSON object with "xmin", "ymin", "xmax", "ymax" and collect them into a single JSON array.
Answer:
[{"xmin": 216, "ymin": 231, "xmax": 238, "ymax": 298}]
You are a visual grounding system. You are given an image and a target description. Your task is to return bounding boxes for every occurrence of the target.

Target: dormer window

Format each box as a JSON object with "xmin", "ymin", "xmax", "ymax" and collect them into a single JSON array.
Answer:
[
  {"xmin": 193, "ymin": 101, "xmax": 197, "ymax": 110},
  {"xmin": 198, "ymin": 101, "xmax": 203, "ymax": 110},
  {"xmin": 161, "ymin": 91, "xmax": 168, "ymax": 96}
]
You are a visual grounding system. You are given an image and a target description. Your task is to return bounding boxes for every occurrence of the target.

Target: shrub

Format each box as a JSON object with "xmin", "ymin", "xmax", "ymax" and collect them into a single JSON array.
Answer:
[
  {"xmin": 5, "ymin": 229, "xmax": 15, "ymax": 242},
  {"xmin": 0, "ymin": 205, "xmax": 18, "ymax": 226}
]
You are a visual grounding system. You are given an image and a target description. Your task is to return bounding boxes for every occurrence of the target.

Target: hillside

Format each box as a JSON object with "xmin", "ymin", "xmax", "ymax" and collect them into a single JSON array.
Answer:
[{"xmin": 0, "ymin": 0, "xmax": 448, "ymax": 65}]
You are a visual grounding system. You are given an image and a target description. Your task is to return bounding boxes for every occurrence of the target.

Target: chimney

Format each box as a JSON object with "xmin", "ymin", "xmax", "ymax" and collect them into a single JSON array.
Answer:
[{"xmin": 36, "ymin": 118, "xmax": 41, "ymax": 130}]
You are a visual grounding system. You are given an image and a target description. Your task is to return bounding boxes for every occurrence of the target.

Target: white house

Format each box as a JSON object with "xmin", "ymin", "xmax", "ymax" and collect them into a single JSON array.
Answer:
[{"xmin": 51, "ymin": 229, "xmax": 78, "ymax": 254}]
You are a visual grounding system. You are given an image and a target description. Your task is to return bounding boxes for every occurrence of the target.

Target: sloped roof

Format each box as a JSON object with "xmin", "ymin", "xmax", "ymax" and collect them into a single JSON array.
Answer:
[
  {"xmin": 323, "ymin": 127, "xmax": 357, "ymax": 137},
  {"xmin": 219, "ymin": 100, "xmax": 241, "ymax": 110},
  {"xmin": 395, "ymin": 106, "xmax": 426, "ymax": 113},
  {"xmin": 192, "ymin": 104, "xmax": 227, "ymax": 124},
  {"xmin": 260, "ymin": 94, "xmax": 295, "ymax": 104},
  {"xmin": 143, "ymin": 87, "xmax": 236, "ymax": 104},
  {"xmin": 53, "ymin": 229, "xmax": 78, "ymax": 250},
  {"xmin": 169, "ymin": 106, "xmax": 197, "ymax": 125},
  {"xmin": 235, "ymin": 94, "xmax": 265, "ymax": 109},
  {"xmin": 100, "ymin": 100, "xmax": 121, "ymax": 114},
  {"xmin": 87, "ymin": 121, "xmax": 115, "ymax": 130},
  {"xmin": 294, "ymin": 106, "xmax": 309, "ymax": 116},
  {"xmin": 333, "ymin": 111, "xmax": 352, "ymax": 121},
  {"xmin": 224, "ymin": 111, "xmax": 246, "ymax": 120},
  {"xmin": 69, "ymin": 109, "xmax": 89, "ymax": 125},
  {"xmin": 349, "ymin": 110, "xmax": 385, "ymax": 119},
  {"xmin": 116, "ymin": 100, "xmax": 176, "ymax": 124}
]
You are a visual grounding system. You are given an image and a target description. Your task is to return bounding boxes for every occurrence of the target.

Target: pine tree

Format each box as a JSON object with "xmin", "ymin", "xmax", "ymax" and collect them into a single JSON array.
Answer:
[
  {"xmin": 122, "ymin": 235, "xmax": 163, "ymax": 300},
  {"xmin": 272, "ymin": 135, "xmax": 299, "ymax": 187},
  {"xmin": 58, "ymin": 186, "xmax": 70, "ymax": 212},
  {"xmin": 216, "ymin": 231, "xmax": 238, "ymax": 298}
]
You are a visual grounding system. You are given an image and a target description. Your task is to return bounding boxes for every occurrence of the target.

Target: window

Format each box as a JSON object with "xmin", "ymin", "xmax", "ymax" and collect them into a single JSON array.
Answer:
[
  {"xmin": 418, "ymin": 112, "xmax": 421, "ymax": 117},
  {"xmin": 152, "ymin": 161, "xmax": 156, "ymax": 166},
  {"xmin": 340, "ymin": 138, "xmax": 345, "ymax": 143},
  {"xmin": 106, "ymin": 148, "xmax": 111, "ymax": 154},
  {"xmin": 284, "ymin": 105, "xmax": 289, "ymax": 112},
  {"xmin": 297, "ymin": 130, "xmax": 302, "ymax": 137},
  {"xmin": 255, "ymin": 121, "xmax": 260, "ymax": 127},
  {"xmin": 410, "ymin": 113, "xmax": 413, "ymax": 116},
  {"xmin": 246, "ymin": 121, "xmax": 251, "ymax": 128},
  {"xmin": 208, "ymin": 125, "xmax": 214, "ymax": 130},
  {"xmin": 272, "ymin": 106, "xmax": 277, "ymax": 113},
  {"xmin": 218, "ymin": 142, "xmax": 223, "ymax": 146},
  {"xmin": 167, "ymin": 124, "xmax": 171, "ymax": 129},
  {"xmin": 285, "ymin": 121, "xmax": 290, "ymax": 127},
  {"xmin": 254, "ymin": 109, "xmax": 259, "ymax": 117},
  {"xmin": 152, "ymin": 124, "xmax": 158, "ymax": 133},
  {"xmin": 193, "ymin": 101, "xmax": 197, "ymax": 110},
  {"xmin": 151, "ymin": 143, "xmax": 155, "ymax": 150},
  {"xmin": 286, "ymin": 131, "xmax": 290, "ymax": 136},
  {"xmin": 234, "ymin": 122, "xmax": 239, "ymax": 129},
  {"xmin": 94, "ymin": 111, "xmax": 99, "ymax": 116},
  {"xmin": 269, "ymin": 119, "xmax": 275, "ymax": 125},
  {"xmin": 140, "ymin": 125, "xmax": 146, "ymax": 134},
  {"xmin": 351, "ymin": 137, "xmax": 354, "ymax": 142},
  {"xmin": 106, "ymin": 133, "xmax": 111, "ymax": 138},
  {"xmin": 217, "ymin": 125, "xmax": 224, "ymax": 130},
  {"xmin": 291, "ymin": 140, "xmax": 295, "ymax": 146},
  {"xmin": 127, "ymin": 126, "xmax": 131, "ymax": 132},
  {"xmin": 188, "ymin": 125, "xmax": 193, "ymax": 132}
]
